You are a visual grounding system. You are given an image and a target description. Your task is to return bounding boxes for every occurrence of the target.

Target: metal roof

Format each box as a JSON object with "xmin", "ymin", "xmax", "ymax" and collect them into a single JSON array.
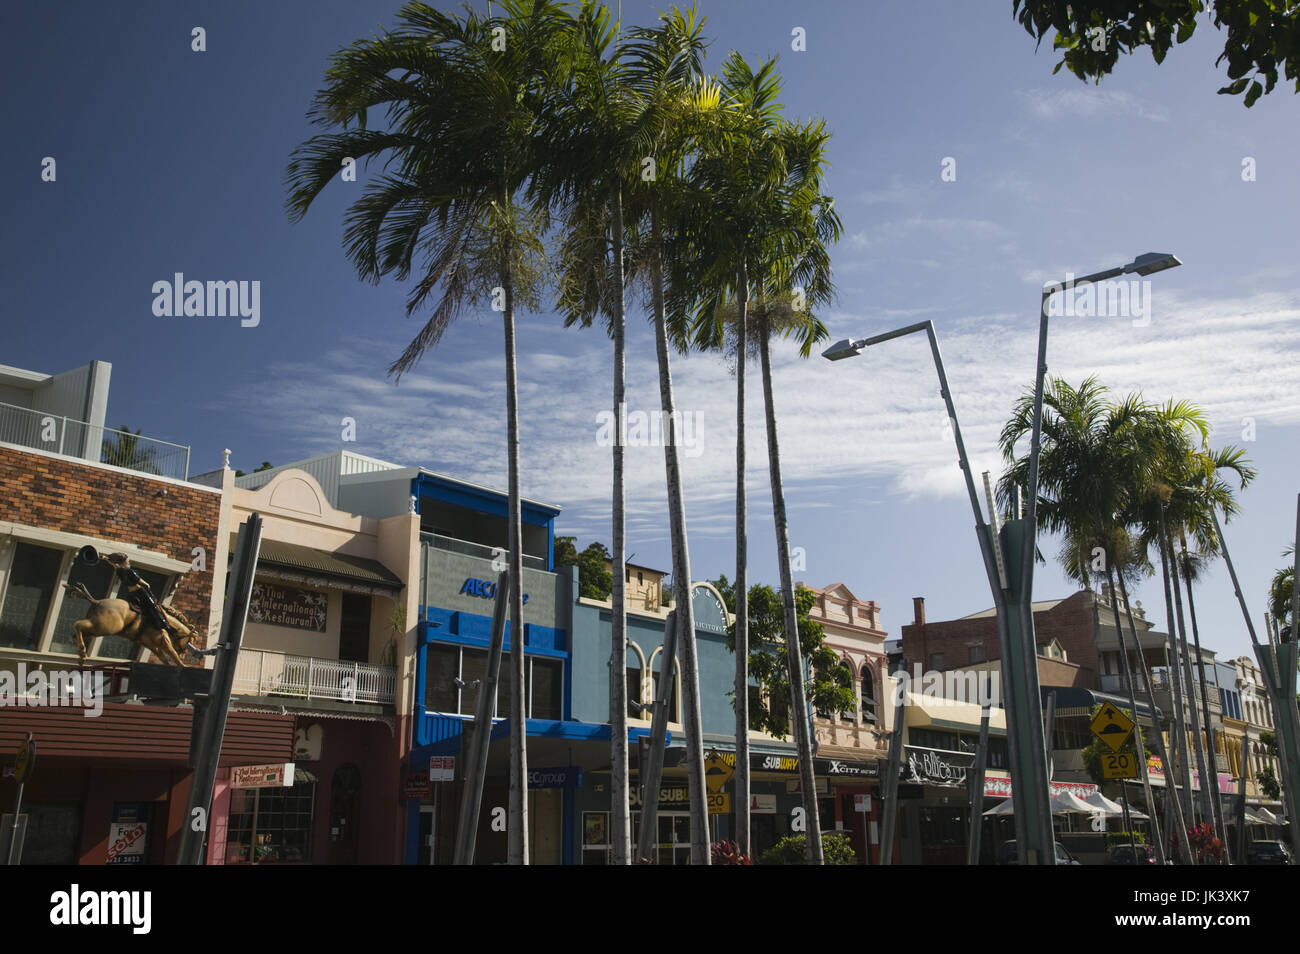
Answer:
[{"xmin": 243, "ymin": 537, "xmax": 404, "ymax": 590}]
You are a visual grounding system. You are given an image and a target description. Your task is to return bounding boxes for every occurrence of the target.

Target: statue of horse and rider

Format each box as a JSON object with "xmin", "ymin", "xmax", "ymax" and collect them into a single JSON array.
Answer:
[{"xmin": 64, "ymin": 548, "xmax": 204, "ymax": 667}]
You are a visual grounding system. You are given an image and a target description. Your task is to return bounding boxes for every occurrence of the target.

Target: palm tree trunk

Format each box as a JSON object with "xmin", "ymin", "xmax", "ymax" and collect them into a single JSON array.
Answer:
[
  {"xmin": 1179, "ymin": 531, "xmax": 1228, "ymax": 852},
  {"xmin": 1156, "ymin": 506, "xmax": 1197, "ymax": 848},
  {"xmin": 648, "ymin": 201, "xmax": 709, "ymax": 865},
  {"xmin": 1101, "ymin": 563, "xmax": 1163, "ymax": 861},
  {"xmin": 646, "ymin": 200, "xmax": 703, "ymax": 862},
  {"xmin": 757, "ymin": 323, "xmax": 822, "ymax": 865},
  {"xmin": 609, "ymin": 179, "xmax": 630, "ymax": 865},
  {"xmin": 1166, "ymin": 526, "xmax": 1214, "ymax": 835},
  {"xmin": 502, "ymin": 261, "xmax": 529, "ymax": 866},
  {"xmin": 1113, "ymin": 571, "xmax": 1191, "ymax": 864},
  {"xmin": 733, "ymin": 258, "xmax": 751, "ymax": 857}
]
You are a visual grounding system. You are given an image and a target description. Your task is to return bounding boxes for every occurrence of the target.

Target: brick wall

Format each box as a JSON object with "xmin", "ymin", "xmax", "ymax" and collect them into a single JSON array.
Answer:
[
  {"xmin": 0, "ymin": 446, "xmax": 220, "ymax": 638},
  {"xmin": 900, "ymin": 590, "xmax": 1100, "ymax": 688}
]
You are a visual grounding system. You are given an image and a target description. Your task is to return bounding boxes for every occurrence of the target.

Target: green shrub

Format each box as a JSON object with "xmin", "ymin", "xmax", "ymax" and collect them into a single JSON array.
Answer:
[
  {"xmin": 1106, "ymin": 831, "xmax": 1146, "ymax": 847},
  {"xmin": 759, "ymin": 832, "xmax": 856, "ymax": 865}
]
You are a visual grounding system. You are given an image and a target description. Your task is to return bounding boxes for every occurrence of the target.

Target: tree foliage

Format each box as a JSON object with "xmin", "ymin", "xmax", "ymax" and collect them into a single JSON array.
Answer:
[
  {"xmin": 759, "ymin": 832, "xmax": 856, "ymax": 865},
  {"xmin": 710, "ymin": 575, "xmax": 855, "ymax": 739},
  {"xmin": 102, "ymin": 426, "xmax": 162, "ymax": 475},
  {"xmin": 1011, "ymin": 0, "xmax": 1300, "ymax": 107},
  {"xmin": 553, "ymin": 535, "xmax": 613, "ymax": 600}
]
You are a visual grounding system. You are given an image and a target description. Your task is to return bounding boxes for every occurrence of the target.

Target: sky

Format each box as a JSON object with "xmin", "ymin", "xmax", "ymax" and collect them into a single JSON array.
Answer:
[{"xmin": 2, "ymin": 1, "xmax": 1297, "ymax": 666}]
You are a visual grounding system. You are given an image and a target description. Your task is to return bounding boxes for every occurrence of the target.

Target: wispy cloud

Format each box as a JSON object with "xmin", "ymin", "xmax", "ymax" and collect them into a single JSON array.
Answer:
[{"xmin": 1015, "ymin": 87, "xmax": 1170, "ymax": 123}]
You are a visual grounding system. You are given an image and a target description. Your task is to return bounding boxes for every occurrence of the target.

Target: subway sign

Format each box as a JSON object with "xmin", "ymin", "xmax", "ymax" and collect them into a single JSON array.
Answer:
[{"xmin": 459, "ymin": 577, "xmax": 529, "ymax": 605}]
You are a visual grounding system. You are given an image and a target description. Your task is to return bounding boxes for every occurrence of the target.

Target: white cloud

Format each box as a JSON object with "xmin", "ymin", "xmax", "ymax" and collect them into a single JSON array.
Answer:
[{"xmin": 1016, "ymin": 87, "xmax": 1170, "ymax": 123}]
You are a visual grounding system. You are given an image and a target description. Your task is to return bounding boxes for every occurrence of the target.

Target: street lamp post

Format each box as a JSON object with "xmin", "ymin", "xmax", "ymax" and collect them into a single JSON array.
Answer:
[{"xmin": 823, "ymin": 252, "xmax": 1181, "ymax": 866}]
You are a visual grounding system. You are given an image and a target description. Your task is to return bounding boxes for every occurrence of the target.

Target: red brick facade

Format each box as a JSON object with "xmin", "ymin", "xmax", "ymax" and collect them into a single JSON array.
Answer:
[
  {"xmin": 0, "ymin": 445, "xmax": 220, "ymax": 633},
  {"xmin": 900, "ymin": 590, "xmax": 1100, "ymax": 688}
]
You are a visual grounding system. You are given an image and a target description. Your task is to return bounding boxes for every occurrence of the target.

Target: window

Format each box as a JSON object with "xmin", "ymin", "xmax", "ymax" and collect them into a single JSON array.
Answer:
[
  {"xmin": 928, "ymin": 652, "xmax": 944, "ymax": 671},
  {"xmin": 225, "ymin": 780, "xmax": 316, "ymax": 864},
  {"xmin": 424, "ymin": 643, "xmax": 564, "ymax": 720},
  {"xmin": 968, "ymin": 643, "xmax": 985, "ymax": 665},
  {"xmin": 627, "ymin": 662, "xmax": 643, "ymax": 719},
  {"xmin": 835, "ymin": 661, "xmax": 855, "ymax": 722},
  {"xmin": 0, "ymin": 540, "xmax": 174, "ymax": 659},
  {"xmin": 861, "ymin": 666, "xmax": 877, "ymax": 725}
]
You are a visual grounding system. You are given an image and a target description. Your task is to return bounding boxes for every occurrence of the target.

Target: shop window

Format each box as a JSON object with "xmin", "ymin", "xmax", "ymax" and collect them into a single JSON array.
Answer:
[
  {"xmin": 530, "ymin": 657, "xmax": 562, "ymax": 721},
  {"xmin": 48, "ymin": 558, "xmax": 115, "ymax": 654},
  {"xmin": 627, "ymin": 662, "xmax": 644, "ymax": 719},
  {"xmin": 98, "ymin": 568, "xmax": 168, "ymax": 660},
  {"xmin": 928, "ymin": 653, "xmax": 944, "ymax": 671},
  {"xmin": 225, "ymin": 779, "xmax": 316, "ymax": 864}
]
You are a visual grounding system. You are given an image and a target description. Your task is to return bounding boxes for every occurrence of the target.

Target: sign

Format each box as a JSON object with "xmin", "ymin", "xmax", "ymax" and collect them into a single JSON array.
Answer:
[
  {"xmin": 13, "ymin": 739, "xmax": 35, "ymax": 784},
  {"xmin": 716, "ymin": 750, "xmax": 801, "ymax": 774},
  {"xmin": 106, "ymin": 803, "xmax": 149, "ymax": 865},
  {"xmin": 816, "ymin": 757, "xmax": 880, "ymax": 779},
  {"xmin": 749, "ymin": 794, "xmax": 777, "ymax": 814},
  {"xmin": 1090, "ymin": 703, "xmax": 1135, "ymax": 753},
  {"xmin": 1101, "ymin": 751, "xmax": 1139, "ymax": 779},
  {"xmin": 248, "ymin": 583, "xmax": 327, "ymax": 632},
  {"xmin": 230, "ymin": 762, "xmax": 296, "ymax": 789},
  {"xmin": 983, "ymin": 777, "xmax": 1099, "ymax": 799},
  {"xmin": 704, "ymin": 751, "xmax": 734, "ymax": 793},
  {"xmin": 707, "ymin": 792, "xmax": 731, "ymax": 815},
  {"xmin": 854, "ymin": 794, "xmax": 872, "ymax": 813},
  {"xmin": 459, "ymin": 578, "xmax": 529, "ymax": 605},
  {"xmin": 403, "ymin": 771, "xmax": 431, "ymax": 799},
  {"xmin": 902, "ymin": 746, "xmax": 975, "ymax": 787},
  {"xmin": 429, "ymin": 756, "xmax": 455, "ymax": 782},
  {"xmin": 528, "ymin": 766, "xmax": 581, "ymax": 789}
]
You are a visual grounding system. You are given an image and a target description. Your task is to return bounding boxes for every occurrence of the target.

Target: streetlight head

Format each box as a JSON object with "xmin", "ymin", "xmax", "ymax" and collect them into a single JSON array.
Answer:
[
  {"xmin": 1126, "ymin": 252, "xmax": 1181, "ymax": 277},
  {"xmin": 822, "ymin": 338, "xmax": 862, "ymax": 361}
]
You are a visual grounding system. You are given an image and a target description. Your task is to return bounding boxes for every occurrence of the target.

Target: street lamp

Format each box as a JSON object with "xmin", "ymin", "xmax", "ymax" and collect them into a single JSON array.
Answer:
[{"xmin": 821, "ymin": 319, "xmax": 1055, "ymax": 863}]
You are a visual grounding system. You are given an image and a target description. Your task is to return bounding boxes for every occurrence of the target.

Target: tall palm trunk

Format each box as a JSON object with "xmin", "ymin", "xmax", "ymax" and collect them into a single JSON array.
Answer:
[
  {"xmin": 1179, "ymin": 531, "xmax": 1228, "ymax": 850},
  {"xmin": 1101, "ymin": 562, "xmax": 1163, "ymax": 862},
  {"xmin": 757, "ymin": 322, "xmax": 822, "ymax": 864},
  {"xmin": 609, "ymin": 179, "xmax": 631, "ymax": 865},
  {"xmin": 502, "ymin": 247, "xmax": 529, "ymax": 866},
  {"xmin": 732, "ymin": 257, "xmax": 751, "ymax": 856},
  {"xmin": 1114, "ymin": 571, "xmax": 1193, "ymax": 863},
  {"xmin": 648, "ymin": 201, "xmax": 709, "ymax": 864},
  {"xmin": 1166, "ymin": 526, "xmax": 1214, "ymax": 833},
  {"xmin": 1156, "ymin": 507, "xmax": 1197, "ymax": 846}
]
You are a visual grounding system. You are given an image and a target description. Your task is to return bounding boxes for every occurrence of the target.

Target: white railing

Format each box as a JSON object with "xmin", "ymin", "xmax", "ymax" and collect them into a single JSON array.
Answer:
[
  {"xmin": 233, "ymin": 649, "xmax": 396, "ymax": 705},
  {"xmin": 0, "ymin": 400, "xmax": 191, "ymax": 479}
]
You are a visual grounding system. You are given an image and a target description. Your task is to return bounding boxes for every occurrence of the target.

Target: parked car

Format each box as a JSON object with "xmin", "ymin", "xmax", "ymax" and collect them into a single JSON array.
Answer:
[
  {"xmin": 1108, "ymin": 843, "xmax": 1157, "ymax": 865},
  {"xmin": 996, "ymin": 839, "xmax": 1083, "ymax": 865},
  {"xmin": 1245, "ymin": 840, "xmax": 1292, "ymax": 865}
]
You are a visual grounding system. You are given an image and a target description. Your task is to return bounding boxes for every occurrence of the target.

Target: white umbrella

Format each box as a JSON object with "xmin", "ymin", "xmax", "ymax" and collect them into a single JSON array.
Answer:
[
  {"xmin": 1051, "ymin": 791, "xmax": 1097, "ymax": 813},
  {"xmin": 983, "ymin": 798, "xmax": 1016, "ymax": 816},
  {"xmin": 1256, "ymin": 807, "xmax": 1282, "ymax": 825}
]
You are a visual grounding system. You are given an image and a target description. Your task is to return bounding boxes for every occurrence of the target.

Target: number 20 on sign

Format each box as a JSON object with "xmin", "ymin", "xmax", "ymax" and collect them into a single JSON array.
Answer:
[{"xmin": 1102, "ymin": 751, "xmax": 1139, "ymax": 780}]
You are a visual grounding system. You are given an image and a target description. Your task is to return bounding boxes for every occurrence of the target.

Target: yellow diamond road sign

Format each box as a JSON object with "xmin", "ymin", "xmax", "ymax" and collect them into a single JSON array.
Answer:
[
  {"xmin": 1090, "ymin": 703, "xmax": 1135, "ymax": 753},
  {"xmin": 704, "ymin": 750, "xmax": 734, "ymax": 794}
]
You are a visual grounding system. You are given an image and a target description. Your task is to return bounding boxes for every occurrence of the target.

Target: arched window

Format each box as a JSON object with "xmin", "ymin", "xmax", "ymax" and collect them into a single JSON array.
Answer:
[
  {"xmin": 837, "ymin": 661, "xmax": 855, "ymax": 722},
  {"xmin": 861, "ymin": 666, "xmax": 877, "ymax": 725}
]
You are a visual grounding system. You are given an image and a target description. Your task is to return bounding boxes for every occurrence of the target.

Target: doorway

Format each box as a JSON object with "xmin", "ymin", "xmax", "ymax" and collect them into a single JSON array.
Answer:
[{"xmin": 328, "ymin": 763, "xmax": 362, "ymax": 864}]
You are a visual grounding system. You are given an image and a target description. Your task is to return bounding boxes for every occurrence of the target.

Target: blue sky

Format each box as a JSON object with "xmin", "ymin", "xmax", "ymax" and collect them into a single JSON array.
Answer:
[{"xmin": 2, "ymin": 1, "xmax": 1297, "ymax": 664}]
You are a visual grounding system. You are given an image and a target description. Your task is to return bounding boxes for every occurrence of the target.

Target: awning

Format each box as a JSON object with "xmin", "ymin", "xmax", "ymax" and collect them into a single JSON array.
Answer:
[
  {"xmin": 904, "ymin": 693, "xmax": 1007, "ymax": 735},
  {"xmin": 233, "ymin": 536, "xmax": 404, "ymax": 593}
]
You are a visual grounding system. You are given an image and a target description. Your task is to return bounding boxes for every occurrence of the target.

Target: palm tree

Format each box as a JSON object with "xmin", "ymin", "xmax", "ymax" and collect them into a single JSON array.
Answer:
[
  {"xmin": 286, "ymin": 0, "xmax": 575, "ymax": 864},
  {"xmin": 996, "ymin": 377, "xmax": 1187, "ymax": 863},
  {"xmin": 1268, "ymin": 545, "xmax": 1296, "ymax": 639},
  {"xmin": 102, "ymin": 426, "xmax": 162, "ymax": 475},
  {"xmin": 668, "ymin": 55, "xmax": 841, "ymax": 862}
]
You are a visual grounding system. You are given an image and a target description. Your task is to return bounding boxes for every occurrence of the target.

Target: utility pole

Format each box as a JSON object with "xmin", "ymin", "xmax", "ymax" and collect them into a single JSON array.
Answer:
[
  {"xmin": 879, "ymin": 689, "xmax": 906, "ymax": 865},
  {"xmin": 967, "ymin": 697, "xmax": 991, "ymax": 865},
  {"xmin": 178, "ymin": 514, "xmax": 261, "ymax": 865}
]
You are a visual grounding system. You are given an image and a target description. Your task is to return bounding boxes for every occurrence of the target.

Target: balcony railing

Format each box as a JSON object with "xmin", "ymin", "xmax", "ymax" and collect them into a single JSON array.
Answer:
[
  {"xmin": 232, "ymin": 648, "xmax": 396, "ymax": 705},
  {"xmin": 0, "ymin": 401, "xmax": 191, "ymax": 480},
  {"xmin": 420, "ymin": 531, "xmax": 546, "ymax": 571}
]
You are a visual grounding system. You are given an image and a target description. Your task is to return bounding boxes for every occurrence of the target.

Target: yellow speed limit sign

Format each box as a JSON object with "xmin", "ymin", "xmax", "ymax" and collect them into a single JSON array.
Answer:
[
  {"xmin": 707, "ymin": 792, "xmax": 731, "ymax": 815},
  {"xmin": 1101, "ymin": 751, "xmax": 1139, "ymax": 780}
]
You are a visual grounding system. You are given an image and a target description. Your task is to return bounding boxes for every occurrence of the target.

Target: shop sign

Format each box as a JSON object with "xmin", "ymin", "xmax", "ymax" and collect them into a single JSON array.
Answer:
[
  {"xmin": 248, "ymin": 583, "xmax": 327, "ymax": 632},
  {"xmin": 528, "ymin": 766, "xmax": 581, "ymax": 789},
  {"xmin": 459, "ymin": 577, "xmax": 529, "ymax": 605},
  {"xmin": 231, "ymin": 762, "xmax": 296, "ymax": 789},
  {"xmin": 403, "ymin": 771, "xmax": 431, "ymax": 799},
  {"xmin": 983, "ymin": 777, "xmax": 1099, "ymax": 799},
  {"xmin": 816, "ymin": 758, "xmax": 880, "ymax": 779},
  {"xmin": 716, "ymin": 751, "xmax": 801, "ymax": 774},
  {"xmin": 902, "ymin": 746, "xmax": 974, "ymax": 787},
  {"xmin": 853, "ymin": 794, "xmax": 872, "ymax": 813},
  {"xmin": 429, "ymin": 756, "xmax": 455, "ymax": 782},
  {"xmin": 106, "ymin": 803, "xmax": 149, "ymax": 865}
]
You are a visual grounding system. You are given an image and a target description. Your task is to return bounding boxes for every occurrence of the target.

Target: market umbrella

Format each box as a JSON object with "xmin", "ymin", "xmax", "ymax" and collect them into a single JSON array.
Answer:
[
  {"xmin": 1050, "ymin": 791, "xmax": 1096, "ymax": 813},
  {"xmin": 983, "ymin": 798, "xmax": 1016, "ymax": 816}
]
